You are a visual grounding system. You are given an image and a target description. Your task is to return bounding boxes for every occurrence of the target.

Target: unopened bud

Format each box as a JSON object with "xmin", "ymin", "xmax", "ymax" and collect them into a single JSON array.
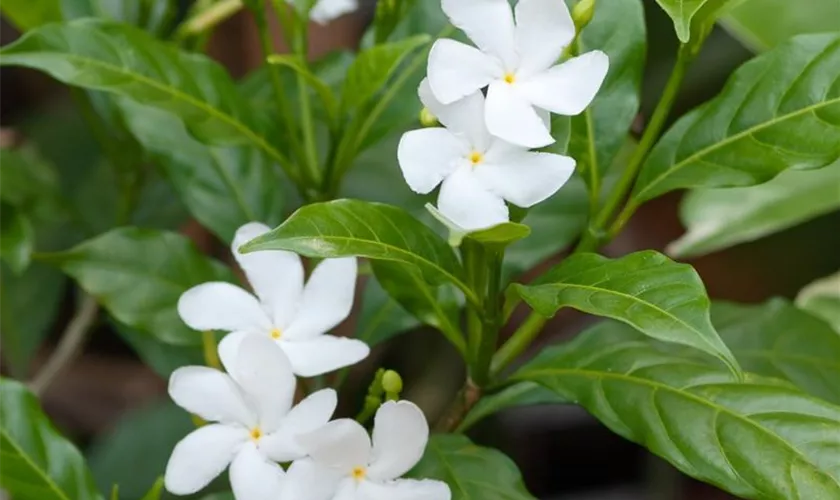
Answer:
[
  {"xmin": 572, "ymin": 0, "xmax": 596, "ymax": 32},
  {"xmin": 419, "ymin": 107, "xmax": 438, "ymax": 127},
  {"xmin": 382, "ymin": 370, "xmax": 403, "ymax": 395}
]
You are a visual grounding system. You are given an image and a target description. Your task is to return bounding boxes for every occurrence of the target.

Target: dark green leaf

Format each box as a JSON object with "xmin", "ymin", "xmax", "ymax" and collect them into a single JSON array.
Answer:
[
  {"xmin": 459, "ymin": 382, "xmax": 562, "ymax": 432},
  {"xmin": 514, "ymin": 321, "xmax": 840, "ymax": 500},
  {"xmin": 633, "ymin": 33, "xmax": 840, "ymax": 203},
  {"xmin": 354, "ymin": 276, "xmax": 421, "ymax": 347},
  {"xmin": 514, "ymin": 251, "xmax": 739, "ymax": 373},
  {"xmin": 0, "ymin": 0, "xmax": 61, "ymax": 31},
  {"xmin": 408, "ymin": 434, "xmax": 536, "ymax": 499},
  {"xmin": 115, "ymin": 323, "xmax": 203, "ymax": 379},
  {"xmin": 0, "ymin": 378, "xmax": 102, "ymax": 500},
  {"xmin": 0, "ymin": 207, "xmax": 34, "ymax": 273},
  {"xmin": 41, "ymin": 227, "xmax": 236, "ymax": 345},
  {"xmin": 0, "ymin": 147, "xmax": 63, "ymax": 219},
  {"xmin": 62, "ymin": 0, "xmax": 177, "ymax": 36},
  {"xmin": 721, "ymin": 0, "xmax": 840, "ymax": 52},
  {"xmin": 466, "ymin": 222, "xmax": 531, "ymax": 248},
  {"xmin": 797, "ymin": 271, "xmax": 840, "ymax": 333},
  {"xmin": 654, "ymin": 0, "xmax": 734, "ymax": 42},
  {"xmin": 241, "ymin": 199, "xmax": 476, "ymax": 304},
  {"xmin": 670, "ymin": 159, "xmax": 840, "ymax": 258}
]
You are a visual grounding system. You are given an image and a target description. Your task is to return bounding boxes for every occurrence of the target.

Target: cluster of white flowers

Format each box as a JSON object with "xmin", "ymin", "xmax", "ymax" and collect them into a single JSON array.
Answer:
[{"xmin": 399, "ymin": 0, "xmax": 608, "ymax": 232}]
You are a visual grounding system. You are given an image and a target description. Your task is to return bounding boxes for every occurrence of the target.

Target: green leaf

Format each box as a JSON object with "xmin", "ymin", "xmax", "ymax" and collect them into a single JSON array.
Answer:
[
  {"xmin": 341, "ymin": 35, "xmax": 431, "ymax": 113},
  {"xmin": 267, "ymin": 54, "xmax": 339, "ymax": 123},
  {"xmin": 515, "ymin": 321, "xmax": 840, "ymax": 499},
  {"xmin": 0, "ymin": 378, "xmax": 102, "ymax": 500},
  {"xmin": 118, "ymin": 99, "xmax": 284, "ymax": 242},
  {"xmin": 139, "ymin": 478, "xmax": 163, "ymax": 500},
  {"xmin": 797, "ymin": 271, "xmax": 840, "ymax": 333},
  {"xmin": 0, "ymin": 147, "xmax": 63, "ymax": 219},
  {"xmin": 0, "ymin": 0, "xmax": 61, "ymax": 31},
  {"xmin": 709, "ymin": 299, "xmax": 840, "ymax": 404},
  {"xmin": 466, "ymin": 222, "xmax": 531, "ymax": 248},
  {"xmin": 408, "ymin": 435, "xmax": 536, "ymax": 499},
  {"xmin": 568, "ymin": 0, "xmax": 645, "ymax": 194},
  {"xmin": 0, "ymin": 207, "xmax": 34, "ymax": 274},
  {"xmin": 62, "ymin": 0, "xmax": 177, "ymax": 35},
  {"xmin": 514, "ymin": 250, "xmax": 740, "ymax": 373},
  {"xmin": 669, "ymin": 159, "xmax": 840, "ymax": 258},
  {"xmin": 87, "ymin": 400, "xmax": 193, "ymax": 500},
  {"xmin": 0, "ymin": 20, "xmax": 290, "ymax": 167},
  {"xmin": 721, "ymin": 0, "xmax": 840, "ymax": 52},
  {"xmin": 633, "ymin": 33, "xmax": 840, "ymax": 204},
  {"xmin": 241, "ymin": 199, "xmax": 476, "ymax": 304},
  {"xmin": 41, "ymin": 227, "xmax": 236, "ymax": 345},
  {"xmin": 115, "ymin": 323, "xmax": 203, "ymax": 379},
  {"xmin": 654, "ymin": 0, "xmax": 734, "ymax": 42},
  {"xmin": 354, "ymin": 276, "xmax": 421, "ymax": 347},
  {"xmin": 459, "ymin": 382, "xmax": 562, "ymax": 432}
]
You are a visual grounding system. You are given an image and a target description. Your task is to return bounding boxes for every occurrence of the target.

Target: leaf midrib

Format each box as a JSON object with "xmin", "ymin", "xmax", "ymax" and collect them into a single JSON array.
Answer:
[
  {"xmin": 0, "ymin": 430, "xmax": 71, "ymax": 500},
  {"xmin": 519, "ymin": 367, "xmax": 840, "ymax": 491}
]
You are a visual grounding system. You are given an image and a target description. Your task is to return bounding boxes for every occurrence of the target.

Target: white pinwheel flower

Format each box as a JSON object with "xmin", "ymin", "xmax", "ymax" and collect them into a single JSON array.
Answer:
[
  {"xmin": 284, "ymin": 401, "xmax": 451, "ymax": 500},
  {"xmin": 164, "ymin": 335, "xmax": 337, "ymax": 500},
  {"xmin": 427, "ymin": 0, "xmax": 609, "ymax": 148},
  {"xmin": 293, "ymin": 0, "xmax": 358, "ymax": 24},
  {"xmin": 397, "ymin": 79, "xmax": 576, "ymax": 232},
  {"xmin": 178, "ymin": 222, "xmax": 369, "ymax": 377}
]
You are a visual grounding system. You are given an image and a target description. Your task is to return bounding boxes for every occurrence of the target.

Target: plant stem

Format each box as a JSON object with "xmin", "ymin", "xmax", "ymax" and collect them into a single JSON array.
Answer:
[
  {"xmin": 174, "ymin": 0, "xmax": 243, "ymax": 41},
  {"xmin": 202, "ymin": 331, "xmax": 221, "ymax": 369},
  {"xmin": 29, "ymin": 294, "xmax": 99, "ymax": 396},
  {"xmin": 434, "ymin": 378, "xmax": 481, "ymax": 432},
  {"xmin": 461, "ymin": 240, "xmax": 486, "ymax": 369},
  {"xmin": 292, "ymin": 21, "xmax": 322, "ymax": 189},
  {"xmin": 473, "ymin": 249, "xmax": 503, "ymax": 387},
  {"xmin": 490, "ymin": 312, "xmax": 547, "ymax": 376}
]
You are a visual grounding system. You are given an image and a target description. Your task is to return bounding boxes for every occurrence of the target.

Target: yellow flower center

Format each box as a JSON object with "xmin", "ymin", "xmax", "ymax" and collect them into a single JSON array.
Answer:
[
  {"xmin": 469, "ymin": 151, "xmax": 484, "ymax": 165},
  {"xmin": 270, "ymin": 328, "xmax": 282, "ymax": 340},
  {"xmin": 351, "ymin": 466, "xmax": 367, "ymax": 481},
  {"xmin": 250, "ymin": 428, "xmax": 262, "ymax": 441},
  {"xmin": 504, "ymin": 72, "xmax": 516, "ymax": 84}
]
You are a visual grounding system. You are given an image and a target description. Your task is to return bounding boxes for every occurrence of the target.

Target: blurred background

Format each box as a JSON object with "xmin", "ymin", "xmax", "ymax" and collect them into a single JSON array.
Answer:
[{"xmin": 1, "ymin": 1, "xmax": 839, "ymax": 499}]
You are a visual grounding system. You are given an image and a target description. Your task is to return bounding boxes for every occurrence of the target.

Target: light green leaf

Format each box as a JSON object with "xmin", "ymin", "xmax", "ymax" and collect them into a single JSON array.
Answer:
[
  {"xmin": 341, "ymin": 35, "xmax": 431, "ymax": 113},
  {"xmin": 139, "ymin": 478, "xmax": 163, "ymax": 500},
  {"xmin": 408, "ymin": 435, "xmax": 536, "ymax": 499},
  {"xmin": 797, "ymin": 271, "xmax": 840, "ymax": 333},
  {"xmin": 514, "ymin": 251, "xmax": 740, "ymax": 373},
  {"xmin": 354, "ymin": 276, "xmax": 421, "ymax": 347},
  {"xmin": 459, "ymin": 382, "xmax": 561, "ymax": 432},
  {"xmin": 0, "ymin": 378, "xmax": 102, "ymax": 500},
  {"xmin": 721, "ymin": 0, "xmax": 840, "ymax": 52},
  {"xmin": 669, "ymin": 159, "xmax": 840, "ymax": 258},
  {"xmin": 62, "ymin": 0, "xmax": 177, "ymax": 35},
  {"xmin": 118, "ymin": 100, "xmax": 284, "ymax": 242},
  {"xmin": 0, "ymin": 0, "xmax": 61, "ymax": 31},
  {"xmin": 654, "ymin": 0, "xmax": 734, "ymax": 42},
  {"xmin": 514, "ymin": 322, "xmax": 840, "ymax": 499},
  {"xmin": 241, "ymin": 199, "xmax": 476, "ymax": 304},
  {"xmin": 466, "ymin": 223, "xmax": 531, "ymax": 248},
  {"xmin": 0, "ymin": 207, "xmax": 34, "ymax": 274},
  {"xmin": 633, "ymin": 33, "xmax": 840, "ymax": 203},
  {"xmin": 0, "ymin": 20, "xmax": 290, "ymax": 167},
  {"xmin": 41, "ymin": 227, "xmax": 236, "ymax": 345}
]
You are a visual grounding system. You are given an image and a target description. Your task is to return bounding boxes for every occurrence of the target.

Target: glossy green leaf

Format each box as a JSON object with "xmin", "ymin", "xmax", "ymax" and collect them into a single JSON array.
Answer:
[
  {"xmin": 241, "ymin": 200, "xmax": 476, "ymax": 303},
  {"xmin": 669, "ymin": 159, "xmax": 840, "ymax": 258},
  {"xmin": 459, "ymin": 382, "xmax": 562, "ymax": 432},
  {"xmin": 354, "ymin": 276, "xmax": 421, "ymax": 347},
  {"xmin": 633, "ymin": 33, "xmax": 840, "ymax": 203},
  {"xmin": 119, "ymin": 100, "xmax": 284, "ymax": 242},
  {"xmin": 654, "ymin": 0, "xmax": 734, "ymax": 42},
  {"xmin": 62, "ymin": 0, "xmax": 176, "ymax": 35},
  {"xmin": 41, "ymin": 227, "xmax": 236, "ymax": 345},
  {"xmin": 516, "ymin": 321, "xmax": 840, "ymax": 499},
  {"xmin": 408, "ymin": 435, "xmax": 536, "ymax": 499},
  {"xmin": 341, "ymin": 35, "xmax": 430, "ymax": 112},
  {"xmin": 0, "ymin": 207, "xmax": 34, "ymax": 274},
  {"xmin": 0, "ymin": 378, "xmax": 102, "ymax": 500},
  {"xmin": 466, "ymin": 223, "xmax": 531, "ymax": 248},
  {"xmin": 0, "ymin": 20, "xmax": 290, "ymax": 168},
  {"xmin": 568, "ymin": 0, "xmax": 645, "ymax": 193},
  {"xmin": 87, "ymin": 400, "xmax": 192, "ymax": 500},
  {"xmin": 721, "ymin": 0, "xmax": 840, "ymax": 52},
  {"xmin": 797, "ymin": 271, "xmax": 840, "ymax": 333},
  {"xmin": 514, "ymin": 251, "xmax": 739, "ymax": 373},
  {"xmin": 0, "ymin": 0, "xmax": 61, "ymax": 31}
]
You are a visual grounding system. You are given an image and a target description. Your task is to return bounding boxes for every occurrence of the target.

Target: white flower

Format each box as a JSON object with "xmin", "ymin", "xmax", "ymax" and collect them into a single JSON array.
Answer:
[
  {"xmin": 397, "ymin": 79, "xmax": 576, "ymax": 232},
  {"xmin": 427, "ymin": 0, "xmax": 609, "ymax": 148},
  {"xmin": 178, "ymin": 222, "xmax": 370, "ymax": 377},
  {"xmin": 293, "ymin": 0, "xmax": 358, "ymax": 24},
  {"xmin": 284, "ymin": 401, "xmax": 451, "ymax": 500},
  {"xmin": 164, "ymin": 335, "xmax": 337, "ymax": 499}
]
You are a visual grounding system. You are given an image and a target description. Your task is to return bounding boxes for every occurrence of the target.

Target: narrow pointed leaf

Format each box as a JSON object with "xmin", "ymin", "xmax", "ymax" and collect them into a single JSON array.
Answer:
[
  {"xmin": 514, "ymin": 322, "xmax": 840, "ymax": 499},
  {"xmin": 514, "ymin": 251, "xmax": 739, "ymax": 373},
  {"xmin": 0, "ymin": 378, "xmax": 102, "ymax": 500},
  {"xmin": 633, "ymin": 33, "xmax": 840, "ymax": 203},
  {"xmin": 797, "ymin": 271, "xmax": 840, "ymax": 333}
]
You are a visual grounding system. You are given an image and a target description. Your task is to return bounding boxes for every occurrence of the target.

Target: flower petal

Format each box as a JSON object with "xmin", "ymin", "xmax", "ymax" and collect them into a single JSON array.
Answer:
[
  {"xmin": 283, "ymin": 258, "xmax": 357, "ymax": 341},
  {"xmin": 427, "ymin": 39, "xmax": 502, "ymax": 105},
  {"xmin": 164, "ymin": 424, "xmax": 246, "ymax": 495},
  {"xmin": 485, "ymin": 81, "xmax": 554, "ymax": 148},
  {"xmin": 282, "ymin": 459, "xmax": 345, "ymax": 500},
  {"xmin": 367, "ymin": 401, "xmax": 429, "ymax": 481},
  {"xmin": 217, "ymin": 330, "xmax": 252, "ymax": 376},
  {"xmin": 232, "ymin": 222, "xmax": 304, "ymax": 328},
  {"xmin": 235, "ymin": 334, "xmax": 296, "ymax": 432},
  {"xmin": 397, "ymin": 128, "xmax": 465, "ymax": 195},
  {"xmin": 178, "ymin": 282, "xmax": 271, "ymax": 333},
  {"xmin": 261, "ymin": 389, "xmax": 338, "ymax": 462},
  {"xmin": 297, "ymin": 418, "xmax": 371, "ymax": 473},
  {"xmin": 359, "ymin": 479, "xmax": 451, "ymax": 500},
  {"xmin": 441, "ymin": 0, "xmax": 516, "ymax": 68},
  {"xmin": 514, "ymin": 0, "xmax": 576, "ymax": 78},
  {"xmin": 419, "ymin": 79, "xmax": 491, "ymax": 151},
  {"xmin": 168, "ymin": 366, "xmax": 254, "ymax": 426},
  {"xmin": 519, "ymin": 51, "xmax": 610, "ymax": 116},
  {"xmin": 477, "ymin": 150, "xmax": 576, "ymax": 208},
  {"xmin": 229, "ymin": 442, "xmax": 286, "ymax": 500},
  {"xmin": 282, "ymin": 335, "xmax": 370, "ymax": 377},
  {"xmin": 310, "ymin": 0, "xmax": 358, "ymax": 24},
  {"xmin": 333, "ymin": 479, "xmax": 360, "ymax": 500},
  {"xmin": 437, "ymin": 165, "xmax": 508, "ymax": 232}
]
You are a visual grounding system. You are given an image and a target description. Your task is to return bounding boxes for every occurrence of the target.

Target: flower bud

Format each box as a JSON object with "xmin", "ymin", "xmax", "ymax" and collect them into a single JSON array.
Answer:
[
  {"xmin": 382, "ymin": 370, "xmax": 403, "ymax": 396},
  {"xmin": 420, "ymin": 107, "xmax": 439, "ymax": 127},
  {"xmin": 572, "ymin": 0, "xmax": 596, "ymax": 32}
]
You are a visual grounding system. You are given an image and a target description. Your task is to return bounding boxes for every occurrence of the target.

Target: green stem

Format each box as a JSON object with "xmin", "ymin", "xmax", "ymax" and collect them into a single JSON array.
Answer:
[
  {"xmin": 490, "ymin": 312, "xmax": 547, "ymax": 376},
  {"xmin": 474, "ymin": 249, "xmax": 503, "ymax": 387},
  {"xmin": 461, "ymin": 240, "xmax": 486, "ymax": 370},
  {"xmin": 202, "ymin": 331, "xmax": 221, "ymax": 369},
  {"xmin": 292, "ymin": 22, "xmax": 322, "ymax": 188},
  {"xmin": 174, "ymin": 0, "xmax": 243, "ymax": 41}
]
